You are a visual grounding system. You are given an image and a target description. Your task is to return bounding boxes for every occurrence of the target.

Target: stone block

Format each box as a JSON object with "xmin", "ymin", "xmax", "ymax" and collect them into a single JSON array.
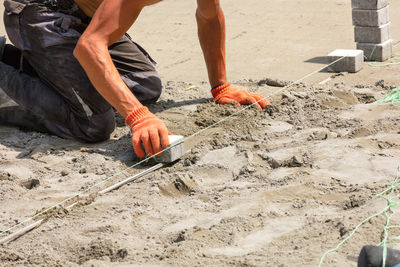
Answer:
[
  {"xmin": 155, "ymin": 135, "xmax": 185, "ymax": 163},
  {"xmin": 354, "ymin": 23, "xmax": 390, "ymax": 43},
  {"xmin": 327, "ymin": 49, "xmax": 364, "ymax": 73},
  {"xmin": 351, "ymin": 0, "xmax": 389, "ymax": 10},
  {"xmin": 352, "ymin": 6, "xmax": 390, "ymax": 27},
  {"xmin": 357, "ymin": 39, "xmax": 393, "ymax": 61}
]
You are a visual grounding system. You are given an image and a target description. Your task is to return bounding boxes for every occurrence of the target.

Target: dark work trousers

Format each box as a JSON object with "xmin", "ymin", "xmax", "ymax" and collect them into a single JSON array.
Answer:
[{"xmin": 1, "ymin": 0, "xmax": 162, "ymax": 142}]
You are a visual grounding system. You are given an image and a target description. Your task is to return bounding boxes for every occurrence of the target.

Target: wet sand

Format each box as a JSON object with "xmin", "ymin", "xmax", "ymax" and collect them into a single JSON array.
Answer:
[{"xmin": 1, "ymin": 0, "xmax": 400, "ymax": 266}]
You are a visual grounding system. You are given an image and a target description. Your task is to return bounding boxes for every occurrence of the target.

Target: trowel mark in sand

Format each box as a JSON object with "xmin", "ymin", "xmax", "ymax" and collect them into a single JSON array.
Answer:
[
  {"xmin": 163, "ymin": 199, "xmax": 262, "ymax": 234},
  {"xmin": 197, "ymin": 146, "xmax": 246, "ymax": 173},
  {"xmin": 158, "ymin": 176, "xmax": 198, "ymax": 198},
  {"xmin": 162, "ymin": 186, "xmax": 313, "ymax": 235},
  {"xmin": 312, "ymin": 137, "xmax": 400, "ymax": 184},
  {"xmin": 204, "ymin": 184, "xmax": 339, "ymax": 257},
  {"xmin": 264, "ymin": 121, "xmax": 294, "ymax": 134},
  {"xmin": 207, "ymin": 217, "xmax": 305, "ymax": 257},
  {"xmin": 339, "ymin": 102, "xmax": 400, "ymax": 122},
  {"xmin": 0, "ymin": 162, "xmax": 33, "ymax": 180}
]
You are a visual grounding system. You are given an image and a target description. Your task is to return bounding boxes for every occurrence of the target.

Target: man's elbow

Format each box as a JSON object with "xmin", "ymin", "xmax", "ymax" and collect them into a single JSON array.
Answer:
[
  {"xmin": 73, "ymin": 36, "xmax": 89, "ymax": 61},
  {"xmin": 196, "ymin": 1, "xmax": 221, "ymax": 21},
  {"xmin": 73, "ymin": 35, "xmax": 106, "ymax": 61}
]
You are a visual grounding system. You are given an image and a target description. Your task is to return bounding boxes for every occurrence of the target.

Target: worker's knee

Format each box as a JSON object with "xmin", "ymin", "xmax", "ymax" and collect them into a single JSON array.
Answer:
[
  {"xmin": 77, "ymin": 108, "xmax": 116, "ymax": 143},
  {"xmin": 122, "ymin": 71, "xmax": 162, "ymax": 104}
]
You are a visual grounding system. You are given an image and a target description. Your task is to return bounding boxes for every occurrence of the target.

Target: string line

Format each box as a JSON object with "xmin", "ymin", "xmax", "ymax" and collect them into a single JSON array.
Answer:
[
  {"xmin": 374, "ymin": 87, "xmax": 400, "ymax": 107},
  {"xmin": 318, "ymin": 166, "xmax": 400, "ymax": 267},
  {"xmin": 369, "ymin": 52, "xmax": 400, "ymax": 67}
]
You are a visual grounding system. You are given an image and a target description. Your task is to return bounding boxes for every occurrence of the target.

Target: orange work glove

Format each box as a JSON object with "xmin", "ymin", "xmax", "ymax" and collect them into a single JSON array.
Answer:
[
  {"xmin": 125, "ymin": 106, "xmax": 170, "ymax": 158},
  {"xmin": 211, "ymin": 82, "xmax": 270, "ymax": 109}
]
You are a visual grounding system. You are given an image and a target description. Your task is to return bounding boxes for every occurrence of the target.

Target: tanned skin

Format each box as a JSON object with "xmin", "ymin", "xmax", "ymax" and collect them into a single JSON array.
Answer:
[{"xmin": 73, "ymin": 0, "xmax": 242, "ymax": 156}]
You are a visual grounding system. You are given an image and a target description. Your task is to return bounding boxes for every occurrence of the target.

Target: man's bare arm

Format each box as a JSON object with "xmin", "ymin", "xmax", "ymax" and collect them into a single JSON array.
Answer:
[
  {"xmin": 196, "ymin": 0, "xmax": 226, "ymax": 88},
  {"xmin": 74, "ymin": 0, "xmax": 169, "ymax": 157},
  {"xmin": 74, "ymin": 0, "xmax": 149, "ymax": 117},
  {"xmin": 196, "ymin": 0, "xmax": 270, "ymax": 109}
]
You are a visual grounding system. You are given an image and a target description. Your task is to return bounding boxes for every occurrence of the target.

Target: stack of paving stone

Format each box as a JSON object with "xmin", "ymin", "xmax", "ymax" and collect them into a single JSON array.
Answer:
[{"xmin": 352, "ymin": 0, "xmax": 392, "ymax": 61}]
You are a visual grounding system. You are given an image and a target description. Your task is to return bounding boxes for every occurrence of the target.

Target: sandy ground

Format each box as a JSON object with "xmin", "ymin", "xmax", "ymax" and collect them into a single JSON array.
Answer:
[{"xmin": 1, "ymin": 0, "xmax": 400, "ymax": 266}]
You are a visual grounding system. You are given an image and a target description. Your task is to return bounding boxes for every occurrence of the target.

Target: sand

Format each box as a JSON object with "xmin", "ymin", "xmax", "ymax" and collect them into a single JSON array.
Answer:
[{"xmin": 1, "ymin": 0, "xmax": 400, "ymax": 266}]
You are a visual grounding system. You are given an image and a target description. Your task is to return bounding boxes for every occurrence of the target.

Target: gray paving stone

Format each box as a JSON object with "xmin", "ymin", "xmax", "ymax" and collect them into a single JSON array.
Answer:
[
  {"xmin": 327, "ymin": 49, "xmax": 364, "ymax": 73},
  {"xmin": 357, "ymin": 39, "xmax": 393, "ymax": 61},
  {"xmin": 352, "ymin": 6, "xmax": 390, "ymax": 27},
  {"xmin": 155, "ymin": 135, "xmax": 185, "ymax": 163},
  {"xmin": 354, "ymin": 23, "xmax": 390, "ymax": 43},
  {"xmin": 351, "ymin": 0, "xmax": 389, "ymax": 10}
]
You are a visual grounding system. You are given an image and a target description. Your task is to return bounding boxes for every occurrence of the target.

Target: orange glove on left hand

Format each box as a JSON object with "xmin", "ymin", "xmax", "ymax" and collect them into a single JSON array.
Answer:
[{"xmin": 211, "ymin": 82, "xmax": 270, "ymax": 109}]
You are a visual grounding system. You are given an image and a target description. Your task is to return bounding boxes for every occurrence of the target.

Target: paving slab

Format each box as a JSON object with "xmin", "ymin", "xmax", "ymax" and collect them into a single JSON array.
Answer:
[
  {"xmin": 357, "ymin": 39, "xmax": 393, "ymax": 61},
  {"xmin": 351, "ymin": 0, "xmax": 389, "ymax": 10},
  {"xmin": 354, "ymin": 23, "xmax": 391, "ymax": 43},
  {"xmin": 352, "ymin": 6, "xmax": 390, "ymax": 27},
  {"xmin": 327, "ymin": 49, "xmax": 364, "ymax": 73}
]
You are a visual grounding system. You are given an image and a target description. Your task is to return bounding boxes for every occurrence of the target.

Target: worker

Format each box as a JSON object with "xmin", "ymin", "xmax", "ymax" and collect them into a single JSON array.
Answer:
[{"xmin": 0, "ymin": 0, "xmax": 269, "ymax": 158}]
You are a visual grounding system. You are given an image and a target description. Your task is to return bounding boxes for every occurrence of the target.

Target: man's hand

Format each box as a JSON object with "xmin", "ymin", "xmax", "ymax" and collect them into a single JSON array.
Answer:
[
  {"xmin": 126, "ymin": 106, "xmax": 170, "ymax": 158},
  {"xmin": 211, "ymin": 82, "xmax": 270, "ymax": 109}
]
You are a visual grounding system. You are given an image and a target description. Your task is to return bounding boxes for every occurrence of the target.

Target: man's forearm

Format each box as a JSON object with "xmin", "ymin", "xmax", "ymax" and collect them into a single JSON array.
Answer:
[
  {"xmin": 196, "ymin": 1, "xmax": 227, "ymax": 88},
  {"xmin": 73, "ymin": 0, "xmax": 147, "ymax": 118},
  {"xmin": 74, "ymin": 38, "xmax": 142, "ymax": 118}
]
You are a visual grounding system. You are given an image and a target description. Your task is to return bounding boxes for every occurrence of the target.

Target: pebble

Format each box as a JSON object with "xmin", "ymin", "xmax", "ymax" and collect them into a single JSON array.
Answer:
[
  {"xmin": 293, "ymin": 91, "xmax": 307, "ymax": 99},
  {"xmin": 313, "ymin": 130, "xmax": 328, "ymax": 140},
  {"xmin": 282, "ymin": 92, "xmax": 296, "ymax": 101}
]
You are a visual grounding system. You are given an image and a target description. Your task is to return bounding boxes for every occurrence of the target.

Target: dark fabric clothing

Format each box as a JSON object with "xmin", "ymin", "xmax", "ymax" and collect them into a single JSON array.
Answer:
[
  {"xmin": 1, "ymin": 0, "xmax": 162, "ymax": 142},
  {"xmin": 3, "ymin": 44, "xmax": 37, "ymax": 76}
]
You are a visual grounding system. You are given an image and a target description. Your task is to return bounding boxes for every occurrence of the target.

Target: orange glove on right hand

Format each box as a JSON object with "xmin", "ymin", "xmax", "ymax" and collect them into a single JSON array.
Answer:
[
  {"xmin": 125, "ymin": 106, "xmax": 170, "ymax": 158},
  {"xmin": 211, "ymin": 82, "xmax": 270, "ymax": 109}
]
